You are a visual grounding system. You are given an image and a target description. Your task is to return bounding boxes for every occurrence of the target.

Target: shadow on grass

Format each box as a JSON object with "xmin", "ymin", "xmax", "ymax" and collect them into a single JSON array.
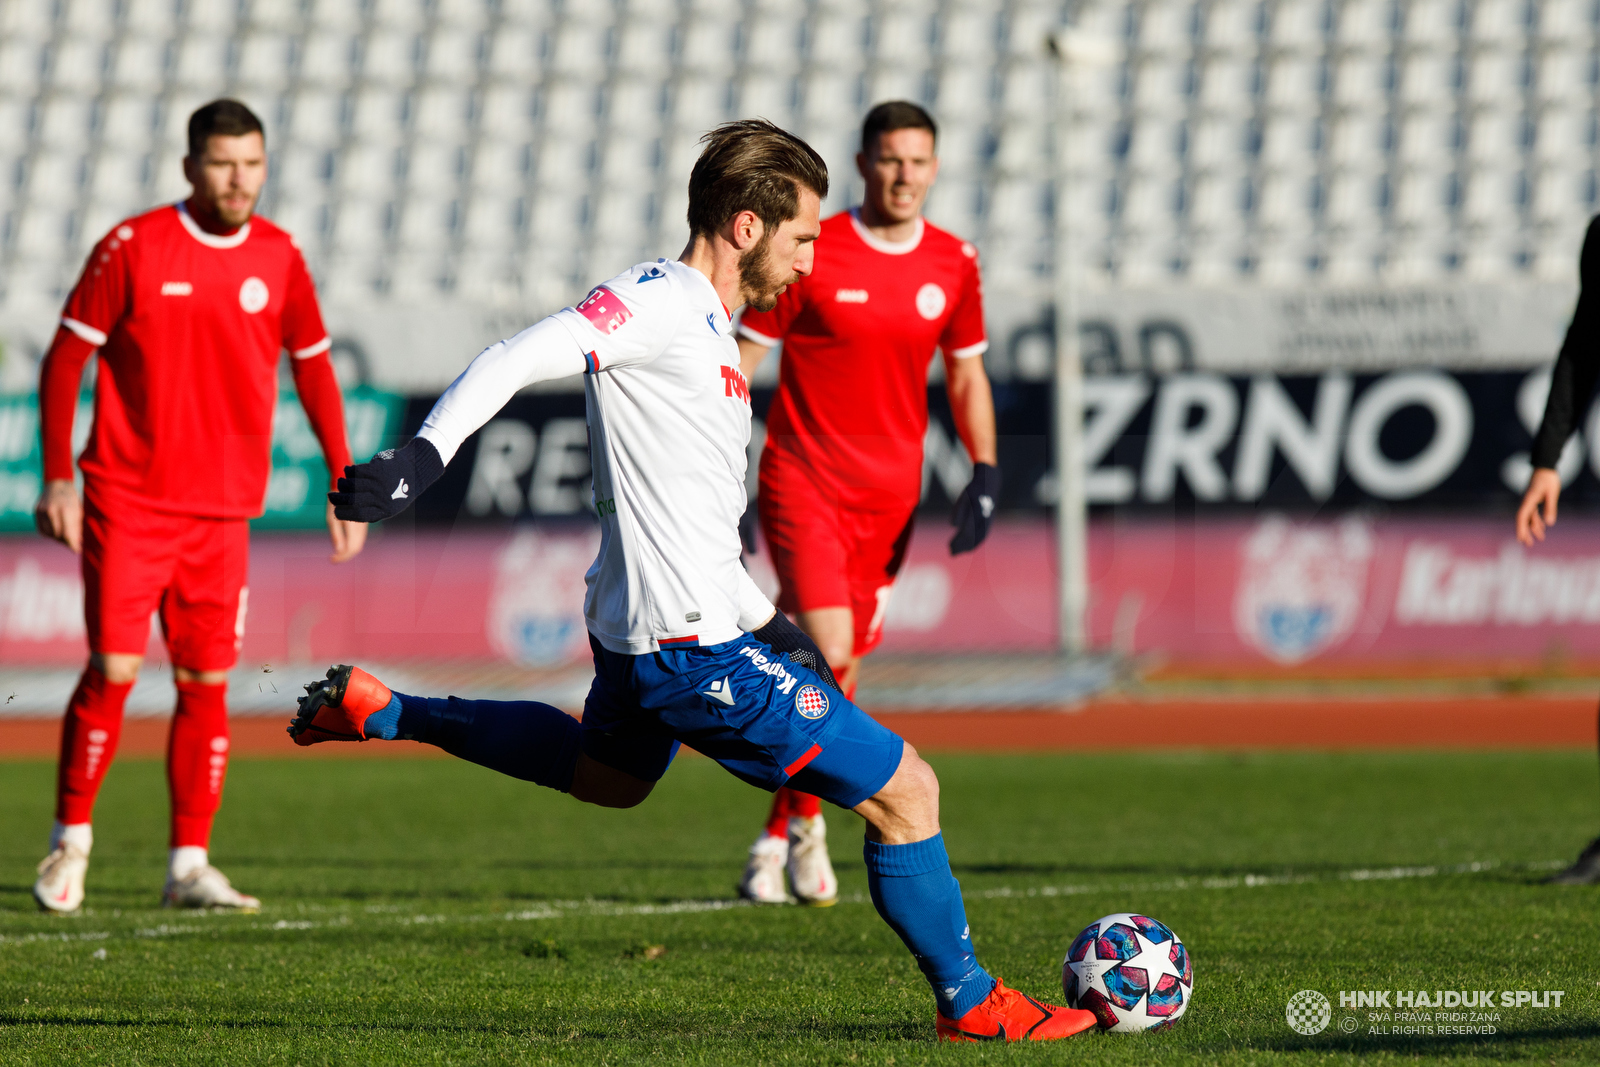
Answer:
[
  {"xmin": 0, "ymin": 1012, "xmax": 933, "ymax": 1044},
  {"xmin": 1215, "ymin": 1021, "xmax": 1600, "ymax": 1057},
  {"xmin": 947, "ymin": 860, "xmax": 1534, "ymax": 879}
]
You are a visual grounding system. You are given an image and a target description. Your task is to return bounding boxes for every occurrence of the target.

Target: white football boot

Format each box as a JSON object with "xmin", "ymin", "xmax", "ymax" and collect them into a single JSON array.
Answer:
[
  {"xmin": 163, "ymin": 865, "xmax": 261, "ymax": 911},
  {"xmin": 34, "ymin": 844, "xmax": 89, "ymax": 914},
  {"xmin": 739, "ymin": 834, "xmax": 792, "ymax": 904},
  {"xmin": 786, "ymin": 813, "xmax": 839, "ymax": 907}
]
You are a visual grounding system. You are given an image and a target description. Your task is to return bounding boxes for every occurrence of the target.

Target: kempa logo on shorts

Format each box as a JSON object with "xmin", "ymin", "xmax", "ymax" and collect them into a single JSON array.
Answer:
[
  {"xmin": 1287, "ymin": 990, "xmax": 1332, "ymax": 1035},
  {"xmin": 737, "ymin": 646, "xmax": 799, "ymax": 695}
]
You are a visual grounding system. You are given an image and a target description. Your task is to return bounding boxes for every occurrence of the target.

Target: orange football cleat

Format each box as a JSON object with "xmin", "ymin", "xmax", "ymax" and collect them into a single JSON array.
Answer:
[
  {"xmin": 287, "ymin": 664, "xmax": 393, "ymax": 746},
  {"xmin": 936, "ymin": 979, "xmax": 1100, "ymax": 1042}
]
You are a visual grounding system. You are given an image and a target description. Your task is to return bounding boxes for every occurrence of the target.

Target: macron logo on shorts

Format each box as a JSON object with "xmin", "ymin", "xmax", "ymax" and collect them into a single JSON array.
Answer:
[{"xmin": 702, "ymin": 677, "xmax": 737, "ymax": 706}]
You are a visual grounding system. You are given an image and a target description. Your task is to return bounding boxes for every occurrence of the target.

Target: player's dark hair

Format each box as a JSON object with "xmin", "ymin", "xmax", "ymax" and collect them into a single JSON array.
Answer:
[
  {"xmin": 187, "ymin": 99, "xmax": 264, "ymax": 158},
  {"xmin": 686, "ymin": 119, "xmax": 829, "ymax": 239},
  {"xmin": 861, "ymin": 100, "xmax": 938, "ymax": 154}
]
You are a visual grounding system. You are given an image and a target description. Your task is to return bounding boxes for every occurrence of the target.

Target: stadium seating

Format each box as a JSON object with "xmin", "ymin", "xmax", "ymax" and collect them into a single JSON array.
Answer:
[{"xmin": 0, "ymin": 0, "xmax": 1596, "ymax": 316}]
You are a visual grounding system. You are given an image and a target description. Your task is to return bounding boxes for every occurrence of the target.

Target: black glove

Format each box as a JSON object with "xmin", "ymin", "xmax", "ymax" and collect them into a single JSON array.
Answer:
[
  {"xmin": 752, "ymin": 609, "xmax": 840, "ymax": 693},
  {"xmin": 949, "ymin": 461, "xmax": 1000, "ymax": 555},
  {"xmin": 329, "ymin": 438, "xmax": 445, "ymax": 523}
]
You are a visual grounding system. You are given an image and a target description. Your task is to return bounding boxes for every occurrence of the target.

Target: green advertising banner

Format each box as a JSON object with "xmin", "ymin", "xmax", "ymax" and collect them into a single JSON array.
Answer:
[{"xmin": 0, "ymin": 386, "xmax": 405, "ymax": 532}]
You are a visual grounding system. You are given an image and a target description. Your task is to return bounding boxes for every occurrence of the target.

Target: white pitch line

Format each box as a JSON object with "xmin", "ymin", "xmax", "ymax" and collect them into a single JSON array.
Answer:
[{"xmin": 0, "ymin": 859, "xmax": 1565, "ymax": 949}]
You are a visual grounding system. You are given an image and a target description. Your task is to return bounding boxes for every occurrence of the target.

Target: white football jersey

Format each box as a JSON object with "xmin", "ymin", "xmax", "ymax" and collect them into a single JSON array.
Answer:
[{"xmin": 417, "ymin": 258, "xmax": 773, "ymax": 655}]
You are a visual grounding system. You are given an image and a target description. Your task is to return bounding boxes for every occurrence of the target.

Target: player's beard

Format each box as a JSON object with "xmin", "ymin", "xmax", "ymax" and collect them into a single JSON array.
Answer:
[
  {"xmin": 213, "ymin": 193, "xmax": 257, "ymax": 228},
  {"xmin": 739, "ymin": 233, "xmax": 797, "ymax": 313}
]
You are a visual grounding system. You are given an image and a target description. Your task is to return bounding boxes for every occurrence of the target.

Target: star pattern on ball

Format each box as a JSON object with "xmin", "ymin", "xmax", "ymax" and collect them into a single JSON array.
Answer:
[{"xmin": 1062, "ymin": 913, "xmax": 1194, "ymax": 1033}]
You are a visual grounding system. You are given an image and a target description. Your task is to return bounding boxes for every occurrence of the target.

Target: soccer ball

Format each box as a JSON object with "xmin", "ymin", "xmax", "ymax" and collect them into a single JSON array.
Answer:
[{"xmin": 1062, "ymin": 913, "xmax": 1193, "ymax": 1032}]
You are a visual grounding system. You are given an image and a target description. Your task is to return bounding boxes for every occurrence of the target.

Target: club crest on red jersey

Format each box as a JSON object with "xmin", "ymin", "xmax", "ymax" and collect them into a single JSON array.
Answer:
[
  {"xmin": 239, "ymin": 276, "xmax": 269, "ymax": 313},
  {"xmin": 577, "ymin": 287, "xmax": 632, "ymax": 334}
]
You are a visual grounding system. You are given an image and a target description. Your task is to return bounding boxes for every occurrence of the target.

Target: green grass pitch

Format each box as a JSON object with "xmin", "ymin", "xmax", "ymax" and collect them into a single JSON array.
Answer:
[{"xmin": 1, "ymin": 748, "xmax": 1598, "ymax": 1065}]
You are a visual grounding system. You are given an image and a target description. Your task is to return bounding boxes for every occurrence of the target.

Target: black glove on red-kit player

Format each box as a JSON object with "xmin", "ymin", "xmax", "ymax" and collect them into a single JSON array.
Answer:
[{"xmin": 949, "ymin": 461, "xmax": 1000, "ymax": 556}]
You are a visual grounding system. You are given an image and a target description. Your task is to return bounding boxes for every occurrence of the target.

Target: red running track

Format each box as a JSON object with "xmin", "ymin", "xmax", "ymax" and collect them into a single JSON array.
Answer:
[{"xmin": 0, "ymin": 697, "xmax": 1592, "ymax": 758}]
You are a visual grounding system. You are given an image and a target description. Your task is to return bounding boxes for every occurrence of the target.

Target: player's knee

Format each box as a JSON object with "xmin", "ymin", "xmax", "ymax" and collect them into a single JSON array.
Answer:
[
  {"xmin": 897, "ymin": 745, "xmax": 940, "ymax": 808},
  {"xmin": 89, "ymin": 652, "xmax": 142, "ymax": 685},
  {"xmin": 568, "ymin": 753, "xmax": 655, "ymax": 809},
  {"xmin": 859, "ymin": 743, "xmax": 940, "ymax": 841},
  {"xmin": 575, "ymin": 782, "xmax": 653, "ymax": 809},
  {"xmin": 817, "ymin": 636, "xmax": 854, "ymax": 673},
  {"xmin": 173, "ymin": 666, "xmax": 228, "ymax": 686}
]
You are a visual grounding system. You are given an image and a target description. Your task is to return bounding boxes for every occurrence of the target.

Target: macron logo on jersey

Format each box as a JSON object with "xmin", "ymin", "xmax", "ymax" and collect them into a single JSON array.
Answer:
[
  {"xmin": 720, "ymin": 365, "xmax": 750, "ymax": 403},
  {"xmin": 577, "ymin": 287, "xmax": 632, "ymax": 335},
  {"xmin": 160, "ymin": 281, "xmax": 192, "ymax": 296},
  {"xmin": 835, "ymin": 288, "xmax": 869, "ymax": 303}
]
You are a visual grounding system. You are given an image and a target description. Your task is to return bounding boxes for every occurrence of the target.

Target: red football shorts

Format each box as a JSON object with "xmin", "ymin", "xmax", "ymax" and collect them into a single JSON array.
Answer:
[
  {"xmin": 82, "ymin": 484, "xmax": 250, "ymax": 670},
  {"xmin": 757, "ymin": 451, "xmax": 916, "ymax": 659}
]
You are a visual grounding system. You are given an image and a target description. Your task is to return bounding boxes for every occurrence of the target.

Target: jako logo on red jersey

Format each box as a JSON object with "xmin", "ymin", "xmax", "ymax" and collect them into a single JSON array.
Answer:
[
  {"xmin": 720, "ymin": 365, "xmax": 750, "ymax": 403},
  {"xmin": 577, "ymin": 287, "xmax": 632, "ymax": 334}
]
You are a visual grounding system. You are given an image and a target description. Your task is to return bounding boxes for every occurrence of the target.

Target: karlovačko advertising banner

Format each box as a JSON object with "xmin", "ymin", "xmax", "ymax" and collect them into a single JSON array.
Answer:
[
  {"xmin": 391, "ymin": 367, "xmax": 1600, "ymax": 525},
  {"xmin": 1, "ymin": 515, "xmax": 1595, "ymax": 669},
  {"xmin": 0, "ymin": 386, "xmax": 406, "ymax": 532}
]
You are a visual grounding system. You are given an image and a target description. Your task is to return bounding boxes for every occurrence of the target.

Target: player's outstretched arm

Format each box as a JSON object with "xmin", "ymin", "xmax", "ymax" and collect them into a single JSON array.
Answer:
[
  {"xmin": 1516, "ymin": 467, "xmax": 1562, "ymax": 546},
  {"xmin": 330, "ymin": 316, "xmax": 587, "ymax": 524}
]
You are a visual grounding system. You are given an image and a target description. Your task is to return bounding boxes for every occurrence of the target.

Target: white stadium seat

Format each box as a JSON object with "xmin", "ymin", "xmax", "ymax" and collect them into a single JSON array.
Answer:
[
  {"xmin": 286, "ymin": 89, "xmax": 347, "ymax": 151},
  {"xmin": 171, "ymin": 34, "xmax": 231, "ymax": 91},
  {"xmin": 362, "ymin": 28, "xmax": 422, "ymax": 87},
  {"xmin": 235, "ymin": 31, "xmax": 296, "ymax": 94},
  {"xmin": 48, "ymin": 37, "xmax": 111, "ymax": 96},
  {"xmin": 298, "ymin": 30, "xmax": 361, "ymax": 88},
  {"xmin": 0, "ymin": 0, "xmax": 1595, "ymax": 306}
]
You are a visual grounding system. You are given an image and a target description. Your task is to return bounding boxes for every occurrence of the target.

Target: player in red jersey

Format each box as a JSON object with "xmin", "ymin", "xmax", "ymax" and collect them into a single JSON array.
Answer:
[
  {"xmin": 29, "ymin": 100, "xmax": 364, "ymax": 912},
  {"xmin": 733, "ymin": 102, "xmax": 999, "ymax": 905}
]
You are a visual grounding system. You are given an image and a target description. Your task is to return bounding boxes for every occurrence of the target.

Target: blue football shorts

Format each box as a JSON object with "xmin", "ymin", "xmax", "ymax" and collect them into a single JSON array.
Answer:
[{"xmin": 578, "ymin": 633, "xmax": 904, "ymax": 809}]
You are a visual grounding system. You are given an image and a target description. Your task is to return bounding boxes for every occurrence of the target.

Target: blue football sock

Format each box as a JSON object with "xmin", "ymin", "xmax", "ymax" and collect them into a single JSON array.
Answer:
[
  {"xmin": 863, "ymin": 833, "xmax": 995, "ymax": 1019},
  {"xmin": 382, "ymin": 692, "xmax": 581, "ymax": 792},
  {"xmin": 360, "ymin": 692, "xmax": 405, "ymax": 740}
]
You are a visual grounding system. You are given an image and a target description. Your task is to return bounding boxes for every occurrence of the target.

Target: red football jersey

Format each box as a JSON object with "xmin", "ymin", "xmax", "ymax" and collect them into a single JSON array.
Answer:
[
  {"xmin": 54, "ymin": 202, "xmax": 335, "ymax": 518},
  {"xmin": 738, "ymin": 209, "xmax": 987, "ymax": 509}
]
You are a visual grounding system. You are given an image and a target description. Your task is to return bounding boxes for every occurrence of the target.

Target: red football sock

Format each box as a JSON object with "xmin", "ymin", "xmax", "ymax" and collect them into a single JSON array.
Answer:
[
  {"xmin": 789, "ymin": 789, "xmax": 822, "ymax": 819},
  {"xmin": 765, "ymin": 786, "xmax": 795, "ymax": 838},
  {"xmin": 56, "ymin": 669, "xmax": 133, "ymax": 825},
  {"xmin": 167, "ymin": 680, "xmax": 230, "ymax": 849}
]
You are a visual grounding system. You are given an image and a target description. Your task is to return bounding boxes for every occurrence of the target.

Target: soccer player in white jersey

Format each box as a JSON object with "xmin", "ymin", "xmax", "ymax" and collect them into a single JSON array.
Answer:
[{"xmin": 288, "ymin": 121, "xmax": 1094, "ymax": 1043}]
